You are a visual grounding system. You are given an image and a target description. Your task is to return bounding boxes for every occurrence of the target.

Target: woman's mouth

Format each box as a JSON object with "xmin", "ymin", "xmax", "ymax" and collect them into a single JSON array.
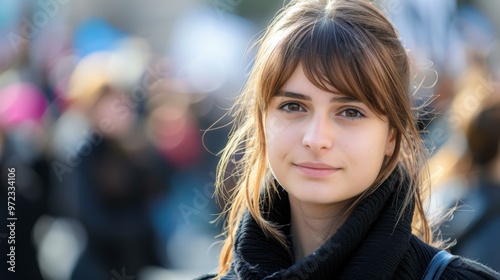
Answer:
[{"xmin": 293, "ymin": 162, "xmax": 340, "ymax": 178}]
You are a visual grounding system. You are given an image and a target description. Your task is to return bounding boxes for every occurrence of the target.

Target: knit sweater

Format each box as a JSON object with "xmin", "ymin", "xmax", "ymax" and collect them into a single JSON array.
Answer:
[{"xmin": 198, "ymin": 170, "xmax": 500, "ymax": 279}]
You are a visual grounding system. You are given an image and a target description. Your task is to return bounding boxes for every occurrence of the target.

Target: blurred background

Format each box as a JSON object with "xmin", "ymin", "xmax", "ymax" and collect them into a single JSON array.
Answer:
[{"xmin": 0, "ymin": 0, "xmax": 499, "ymax": 279}]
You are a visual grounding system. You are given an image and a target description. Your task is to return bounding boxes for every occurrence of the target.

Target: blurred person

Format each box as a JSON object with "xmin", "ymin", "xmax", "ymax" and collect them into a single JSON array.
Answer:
[
  {"xmin": 439, "ymin": 94, "xmax": 500, "ymax": 271},
  {"xmin": 425, "ymin": 5, "xmax": 497, "ymax": 213},
  {"xmin": 165, "ymin": 2, "xmax": 256, "ymax": 216},
  {"xmin": 143, "ymin": 68, "xmax": 223, "ymax": 272},
  {"xmin": 197, "ymin": 0, "xmax": 500, "ymax": 279},
  {"xmin": 146, "ymin": 89, "xmax": 203, "ymax": 170},
  {"xmin": 48, "ymin": 49, "xmax": 171, "ymax": 280}
]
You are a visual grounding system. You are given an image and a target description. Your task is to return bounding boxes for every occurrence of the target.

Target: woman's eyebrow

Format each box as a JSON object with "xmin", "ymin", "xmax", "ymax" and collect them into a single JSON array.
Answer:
[
  {"xmin": 275, "ymin": 90, "xmax": 311, "ymax": 101},
  {"xmin": 329, "ymin": 95, "xmax": 362, "ymax": 104},
  {"xmin": 276, "ymin": 90, "xmax": 361, "ymax": 103}
]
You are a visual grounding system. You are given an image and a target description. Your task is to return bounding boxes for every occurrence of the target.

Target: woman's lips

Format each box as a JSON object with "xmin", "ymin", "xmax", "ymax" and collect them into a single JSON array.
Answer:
[{"xmin": 293, "ymin": 162, "xmax": 340, "ymax": 178}]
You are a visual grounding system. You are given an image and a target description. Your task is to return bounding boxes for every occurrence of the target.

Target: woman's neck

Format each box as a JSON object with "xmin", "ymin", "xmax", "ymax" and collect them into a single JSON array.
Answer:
[{"xmin": 289, "ymin": 196, "xmax": 350, "ymax": 263}]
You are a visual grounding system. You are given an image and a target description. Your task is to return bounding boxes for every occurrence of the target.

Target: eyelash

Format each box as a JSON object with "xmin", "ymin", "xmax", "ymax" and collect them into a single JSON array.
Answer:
[
  {"xmin": 339, "ymin": 108, "xmax": 365, "ymax": 120},
  {"xmin": 278, "ymin": 101, "xmax": 365, "ymax": 120},
  {"xmin": 279, "ymin": 102, "xmax": 306, "ymax": 113}
]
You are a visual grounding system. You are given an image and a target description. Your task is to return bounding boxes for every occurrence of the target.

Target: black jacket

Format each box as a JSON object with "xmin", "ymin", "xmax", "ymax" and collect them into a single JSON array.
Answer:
[{"xmin": 198, "ymin": 170, "xmax": 500, "ymax": 279}]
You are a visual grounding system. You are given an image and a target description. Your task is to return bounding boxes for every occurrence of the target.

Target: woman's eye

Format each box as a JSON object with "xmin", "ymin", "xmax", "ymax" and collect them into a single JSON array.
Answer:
[
  {"xmin": 280, "ymin": 102, "xmax": 305, "ymax": 112},
  {"xmin": 341, "ymin": 108, "xmax": 364, "ymax": 119}
]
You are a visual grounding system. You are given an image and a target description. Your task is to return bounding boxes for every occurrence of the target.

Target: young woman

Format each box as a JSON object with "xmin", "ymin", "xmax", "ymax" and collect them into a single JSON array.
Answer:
[{"xmin": 198, "ymin": 0, "xmax": 500, "ymax": 279}]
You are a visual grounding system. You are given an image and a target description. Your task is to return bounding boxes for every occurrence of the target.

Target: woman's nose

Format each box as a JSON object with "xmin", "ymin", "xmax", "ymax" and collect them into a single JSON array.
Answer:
[{"xmin": 302, "ymin": 115, "xmax": 333, "ymax": 151}]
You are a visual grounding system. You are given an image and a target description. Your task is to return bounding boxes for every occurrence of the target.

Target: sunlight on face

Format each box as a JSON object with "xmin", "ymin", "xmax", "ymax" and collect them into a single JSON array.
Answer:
[{"xmin": 265, "ymin": 64, "xmax": 395, "ymax": 206}]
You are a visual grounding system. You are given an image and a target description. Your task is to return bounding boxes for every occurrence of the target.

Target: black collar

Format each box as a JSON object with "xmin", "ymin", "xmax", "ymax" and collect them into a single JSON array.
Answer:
[{"xmin": 230, "ymin": 169, "xmax": 414, "ymax": 279}]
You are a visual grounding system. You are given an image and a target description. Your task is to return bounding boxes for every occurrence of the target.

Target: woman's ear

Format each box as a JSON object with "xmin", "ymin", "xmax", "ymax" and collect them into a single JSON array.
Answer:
[{"xmin": 385, "ymin": 127, "xmax": 396, "ymax": 157}]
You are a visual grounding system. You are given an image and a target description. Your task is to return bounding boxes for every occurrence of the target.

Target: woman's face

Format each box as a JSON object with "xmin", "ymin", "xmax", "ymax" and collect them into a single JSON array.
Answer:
[{"xmin": 265, "ymin": 64, "xmax": 395, "ymax": 206}]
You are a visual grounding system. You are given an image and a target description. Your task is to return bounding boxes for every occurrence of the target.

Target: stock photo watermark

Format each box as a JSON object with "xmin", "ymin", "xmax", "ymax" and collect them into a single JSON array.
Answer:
[
  {"xmin": 212, "ymin": 0, "xmax": 243, "ymax": 19},
  {"xmin": 178, "ymin": 171, "xmax": 217, "ymax": 225},
  {"xmin": 4, "ymin": 168, "xmax": 17, "ymax": 273},
  {"xmin": 7, "ymin": 0, "xmax": 70, "ymax": 52}
]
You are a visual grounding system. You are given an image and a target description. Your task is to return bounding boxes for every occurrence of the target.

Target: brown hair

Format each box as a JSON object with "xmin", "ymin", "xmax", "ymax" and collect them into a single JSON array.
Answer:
[{"xmin": 215, "ymin": 0, "xmax": 437, "ymax": 276}]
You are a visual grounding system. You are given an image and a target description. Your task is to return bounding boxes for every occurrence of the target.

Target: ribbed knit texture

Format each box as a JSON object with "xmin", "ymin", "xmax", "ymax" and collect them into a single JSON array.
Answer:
[{"xmin": 197, "ymin": 170, "xmax": 500, "ymax": 280}]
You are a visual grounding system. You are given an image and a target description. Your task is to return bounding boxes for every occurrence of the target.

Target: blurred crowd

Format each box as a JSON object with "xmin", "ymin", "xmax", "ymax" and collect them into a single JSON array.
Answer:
[{"xmin": 0, "ymin": 0, "xmax": 499, "ymax": 279}]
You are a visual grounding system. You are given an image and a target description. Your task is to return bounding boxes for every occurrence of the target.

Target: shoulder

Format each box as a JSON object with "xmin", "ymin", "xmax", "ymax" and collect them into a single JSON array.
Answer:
[
  {"xmin": 441, "ymin": 257, "xmax": 500, "ymax": 280},
  {"xmin": 405, "ymin": 236, "xmax": 500, "ymax": 279}
]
